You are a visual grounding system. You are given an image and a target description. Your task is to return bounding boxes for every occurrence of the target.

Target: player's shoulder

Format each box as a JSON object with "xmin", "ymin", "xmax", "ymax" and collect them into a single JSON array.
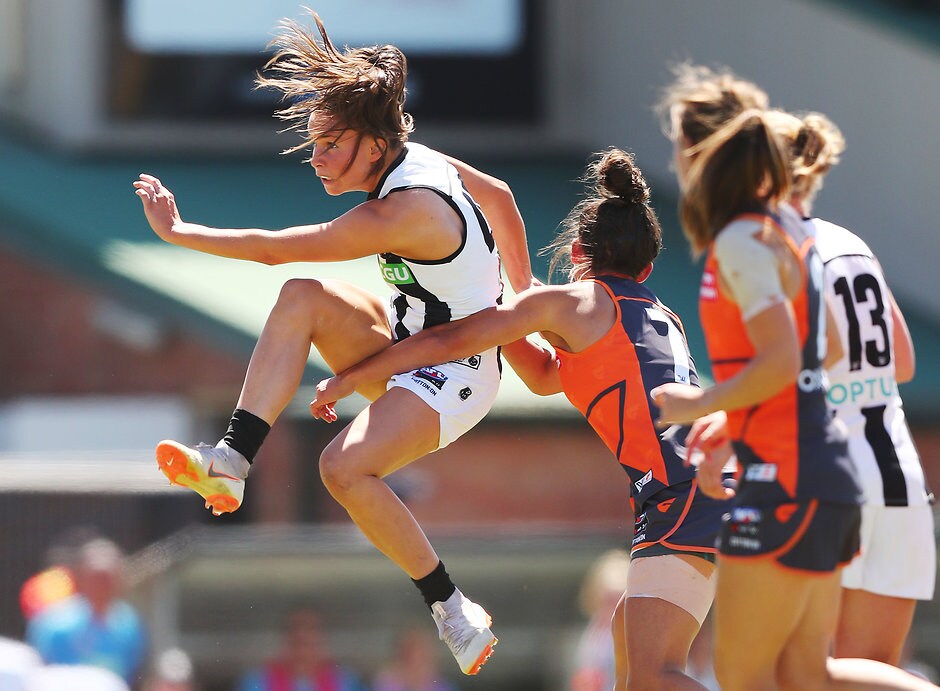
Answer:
[{"xmin": 806, "ymin": 218, "xmax": 873, "ymax": 264}]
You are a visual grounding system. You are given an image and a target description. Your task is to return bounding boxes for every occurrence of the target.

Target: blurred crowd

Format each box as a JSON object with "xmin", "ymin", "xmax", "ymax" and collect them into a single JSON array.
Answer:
[{"xmin": 2, "ymin": 528, "xmax": 457, "ymax": 691}]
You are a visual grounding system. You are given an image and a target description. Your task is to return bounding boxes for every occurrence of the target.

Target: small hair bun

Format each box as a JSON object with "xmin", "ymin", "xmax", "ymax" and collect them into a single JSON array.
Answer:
[{"xmin": 595, "ymin": 149, "xmax": 650, "ymax": 204}]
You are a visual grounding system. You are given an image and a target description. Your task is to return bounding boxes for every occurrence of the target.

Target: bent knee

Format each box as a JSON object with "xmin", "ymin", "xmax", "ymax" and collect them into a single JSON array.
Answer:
[
  {"xmin": 318, "ymin": 444, "xmax": 353, "ymax": 494},
  {"xmin": 277, "ymin": 277, "xmax": 327, "ymax": 306}
]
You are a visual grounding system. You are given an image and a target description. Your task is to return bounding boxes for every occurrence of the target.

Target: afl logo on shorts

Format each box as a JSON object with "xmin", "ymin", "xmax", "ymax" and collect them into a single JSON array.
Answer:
[
  {"xmin": 413, "ymin": 367, "xmax": 447, "ymax": 390},
  {"xmin": 459, "ymin": 387, "xmax": 472, "ymax": 400}
]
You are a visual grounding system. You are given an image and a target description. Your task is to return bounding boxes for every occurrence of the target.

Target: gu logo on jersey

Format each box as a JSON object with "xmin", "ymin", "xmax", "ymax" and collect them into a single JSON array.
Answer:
[
  {"xmin": 381, "ymin": 262, "xmax": 415, "ymax": 285},
  {"xmin": 744, "ymin": 463, "xmax": 777, "ymax": 482},
  {"xmin": 634, "ymin": 469, "xmax": 653, "ymax": 494},
  {"xmin": 699, "ymin": 268, "xmax": 717, "ymax": 301},
  {"xmin": 412, "ymin": 367, "xmax": 447, "ymax": 390}
]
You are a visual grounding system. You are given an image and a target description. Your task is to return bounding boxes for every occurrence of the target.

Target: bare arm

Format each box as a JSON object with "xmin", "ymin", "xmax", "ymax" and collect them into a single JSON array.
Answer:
[
  {"xmin": 133, "ymin": 174, "xmax": 457, "ymax": 264},
  {"xmin": 501, "ymin": 336, "xmax": 563, "ymax": 396},
  {"xmin": 651, "ymin": 301, "xmax": 801, "ymax": 424},
  {"xmin": 443, "ymin": 155, "xmax": 537, "ymax": 293},
  {"xmin": 311, "ymin": 287, "xmax": 570, "ymax": 419},
  {"xmin": 889, "ymin": 291, "xmax": 916, "ymax": 383},
  {"xmin": 822, "ymin": 302, "xmax": 844, "ymax": 370}
]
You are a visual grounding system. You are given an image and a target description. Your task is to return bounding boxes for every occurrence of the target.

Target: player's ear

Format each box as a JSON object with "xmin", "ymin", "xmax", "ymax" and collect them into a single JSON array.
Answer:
[
  {"xmin": 368, "ymin": 137, "xmax": 387, "ymax": 164},
  {"xmin": 635, "ymin": 263, "xmax": 654, "ymax": 283}
]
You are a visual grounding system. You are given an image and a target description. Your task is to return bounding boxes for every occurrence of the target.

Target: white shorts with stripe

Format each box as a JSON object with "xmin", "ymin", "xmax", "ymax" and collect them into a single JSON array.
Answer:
[
  {"xmin": 387, "ymin": 347, "xmax": 501, "ymax": 449},
  {"xmin": 841, "ymin": 503, "xmax": 936, "ymax": 600}
]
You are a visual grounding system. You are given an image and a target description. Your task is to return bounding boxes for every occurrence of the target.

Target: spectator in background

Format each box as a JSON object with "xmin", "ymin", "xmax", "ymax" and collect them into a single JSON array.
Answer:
[
  {"xmin": 0, "ymin": 636, "xmax": 42, "ymax": 690},
  {"xmin": 19, "ymin": 526, "xmax": 103, "ymax": 620},
  {"xmin": 373, "ymin": 624, "xmax": 457, "ymax": 691},
  {"xmin": 26, "ymin": 537, "xmax": 146, "ymax": 685},
  {"xmin": 237, "ymin": 608, "xmax": 367, "ymax": 691},
  {"xmin": 142, "ymin": 648, "xmax": 198, "ymax": 691},
  {"xmin": 27, "ymin": 664, "xmax": 130, "ymax": 691},
  {"xmin": 568, "ymin": 549, "xmax": 630, "ymax": 691}
]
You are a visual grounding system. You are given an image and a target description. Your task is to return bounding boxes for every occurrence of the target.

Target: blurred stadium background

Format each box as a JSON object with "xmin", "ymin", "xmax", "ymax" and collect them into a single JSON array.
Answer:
[{"xmin": 1, "ymin": 1, "xmax": 938, "ymax": 688}]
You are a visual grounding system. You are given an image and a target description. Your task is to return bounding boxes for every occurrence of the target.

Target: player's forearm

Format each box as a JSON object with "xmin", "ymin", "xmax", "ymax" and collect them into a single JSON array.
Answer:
[
  {"xmin": 702, "ymin": 343, "xmax": 799, "ymax": 415},
  {"xmin": 342, "ymin": 323, "xmax": 489, "ymax": 392},
  {"xmin": 488, "ymin": 200, "xmax": 536, "ymax": 294},
  {"xmin": 502, "ymin": 337, "xmax": 562, "ymax": 396},
  {"xmin": 170, "ymin": 222, "xmax": 284, "ymax": 264}
]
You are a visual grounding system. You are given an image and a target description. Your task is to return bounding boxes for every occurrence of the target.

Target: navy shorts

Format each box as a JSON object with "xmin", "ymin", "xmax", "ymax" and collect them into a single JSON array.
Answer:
[
  {"xmin": 718, "ymin": 499, "xmax": 861, "ymax": 572},
  {"xmin": 631, "ymin": 477, "xmax": 734, "ymax": 563}
]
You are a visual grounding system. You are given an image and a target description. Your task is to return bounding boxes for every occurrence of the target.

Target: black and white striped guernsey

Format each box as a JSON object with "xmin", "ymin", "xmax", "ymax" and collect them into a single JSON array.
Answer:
[
  {"xmin": 369, "ymin": 143, "xmax": 503, "ymax": 341},
  {"xmin": 808, "ymin": 217, "xmax": 932, "ymax": 507}
]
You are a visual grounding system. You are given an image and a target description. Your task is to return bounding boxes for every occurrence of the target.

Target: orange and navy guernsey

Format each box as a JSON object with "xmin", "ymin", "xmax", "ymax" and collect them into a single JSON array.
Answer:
[
  {"xmin": 699, "ymin": 212, "xmax": 861, "ymax": 507},
  {"xmin": 556, "ymin": 275, "xmax": 700, "ymax": 512}
]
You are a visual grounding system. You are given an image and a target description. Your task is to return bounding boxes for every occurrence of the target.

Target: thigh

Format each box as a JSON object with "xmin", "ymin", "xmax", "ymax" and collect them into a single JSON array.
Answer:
[
  {"xmin": 612, "ymin": 594, "xmax": 628, "ymax": 691},
  {"xmin": 624, "ymin": 595, "xmax": 701, "ymax": 678},
  {"xmin": 713, "ymin": 557, "xmax": 827, "ymax": 689},
  {"xmin": 626, "ymin": 554, "xmax": 716, "ymax": 627},
  {"xmin": 776, "ymin": 570, "xmax": 845, "ymax": 689},
  {"xmin": 835, "ymin": 588, "xmax": 917, "ymax": 664},
  {"xmin": 300, "ymin": 278, "xmax": 394, "ymax": 401},
  {"xmin": 325, "ymin": 386, "xmax": 441, "ymax": 479}
]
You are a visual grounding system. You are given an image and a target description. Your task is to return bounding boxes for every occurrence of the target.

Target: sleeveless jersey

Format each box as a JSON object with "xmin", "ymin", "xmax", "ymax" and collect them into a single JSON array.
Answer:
[
  {"xmin": 808, "ymin": 217, "xmax": 931, "ymax": 507},
  {"xmin": 556, "ymin": 276, "xmax": 700, "ymax": 511},
  {"xmin": 368, "ymin": 143, "xmax": 503, "ymax": 340},
  {"xmin": 699, "ymin": 210, "xmax": 861, "ymax": 506}
]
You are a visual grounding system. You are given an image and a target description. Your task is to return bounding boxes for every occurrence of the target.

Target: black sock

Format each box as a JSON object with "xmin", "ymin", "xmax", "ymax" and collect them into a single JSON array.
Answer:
[
  {"xmin": 413, "ymin": 560, "xmax": 456, "ymax": 608},
  {"xmin": 222, "ymin": 408, "xmax": 270, "ymax": 464}
]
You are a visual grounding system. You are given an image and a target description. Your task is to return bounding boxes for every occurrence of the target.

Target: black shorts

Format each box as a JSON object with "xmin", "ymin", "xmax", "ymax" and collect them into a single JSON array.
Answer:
[
  {"xmin": 631, "ymin": 478, "xmax": 733, "ymax": 563},
  {"xmin": 718, "ymin": 499, "xmax": 861, "ymax": 572}
]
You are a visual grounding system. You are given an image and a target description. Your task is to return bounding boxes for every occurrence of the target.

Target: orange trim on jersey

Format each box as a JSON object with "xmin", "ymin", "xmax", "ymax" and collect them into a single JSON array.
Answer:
[
  {"xmin": 559, "ymin": 280, "xmax": 670, "ymax": 485},
  {"xmin": 768, "ymin": 500, "xmax": 817, "ymax": 558},
  {"xmin": 632, "ymin": 481, "xmax": 719, "ymax": 555},
  {"xmin": 699, "ymin": 212, "xmax": 814, "ymax": 499}
]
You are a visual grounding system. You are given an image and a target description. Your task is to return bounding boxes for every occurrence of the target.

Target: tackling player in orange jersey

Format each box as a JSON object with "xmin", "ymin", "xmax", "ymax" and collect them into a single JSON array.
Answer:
[{"xmin": 313, "ymin": 148, "xmax": 733, "ymax": 691}]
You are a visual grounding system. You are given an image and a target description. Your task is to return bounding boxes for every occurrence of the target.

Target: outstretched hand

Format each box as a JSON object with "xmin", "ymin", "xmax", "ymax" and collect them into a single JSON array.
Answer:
[
  {"xmin": 685, "ymin": 411, "xmax": 736, "ymax": 500},
  {"xmin": 133, "ymin": 174, "xmax": 183, "ymax": 243},
  {"xmin": 309, "ymin": 374, "xmax": 356, "ymax": 422}
]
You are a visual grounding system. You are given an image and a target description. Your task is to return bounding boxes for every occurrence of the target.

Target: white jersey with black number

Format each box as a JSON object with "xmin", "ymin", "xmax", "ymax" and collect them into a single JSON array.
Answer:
[
  {"xmin": 808, "ymin": 218, "xmax": 931, "ymax": 507},
  {"xmin": 369, "ymin": 142, "xmax": 503, "ymax": 340}
]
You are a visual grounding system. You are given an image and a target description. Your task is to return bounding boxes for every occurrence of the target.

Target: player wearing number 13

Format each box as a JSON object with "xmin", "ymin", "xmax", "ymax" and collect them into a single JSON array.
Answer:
[{"xmin": 768, "ymin": 109, "xmax": 935, "ymax": 666}]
